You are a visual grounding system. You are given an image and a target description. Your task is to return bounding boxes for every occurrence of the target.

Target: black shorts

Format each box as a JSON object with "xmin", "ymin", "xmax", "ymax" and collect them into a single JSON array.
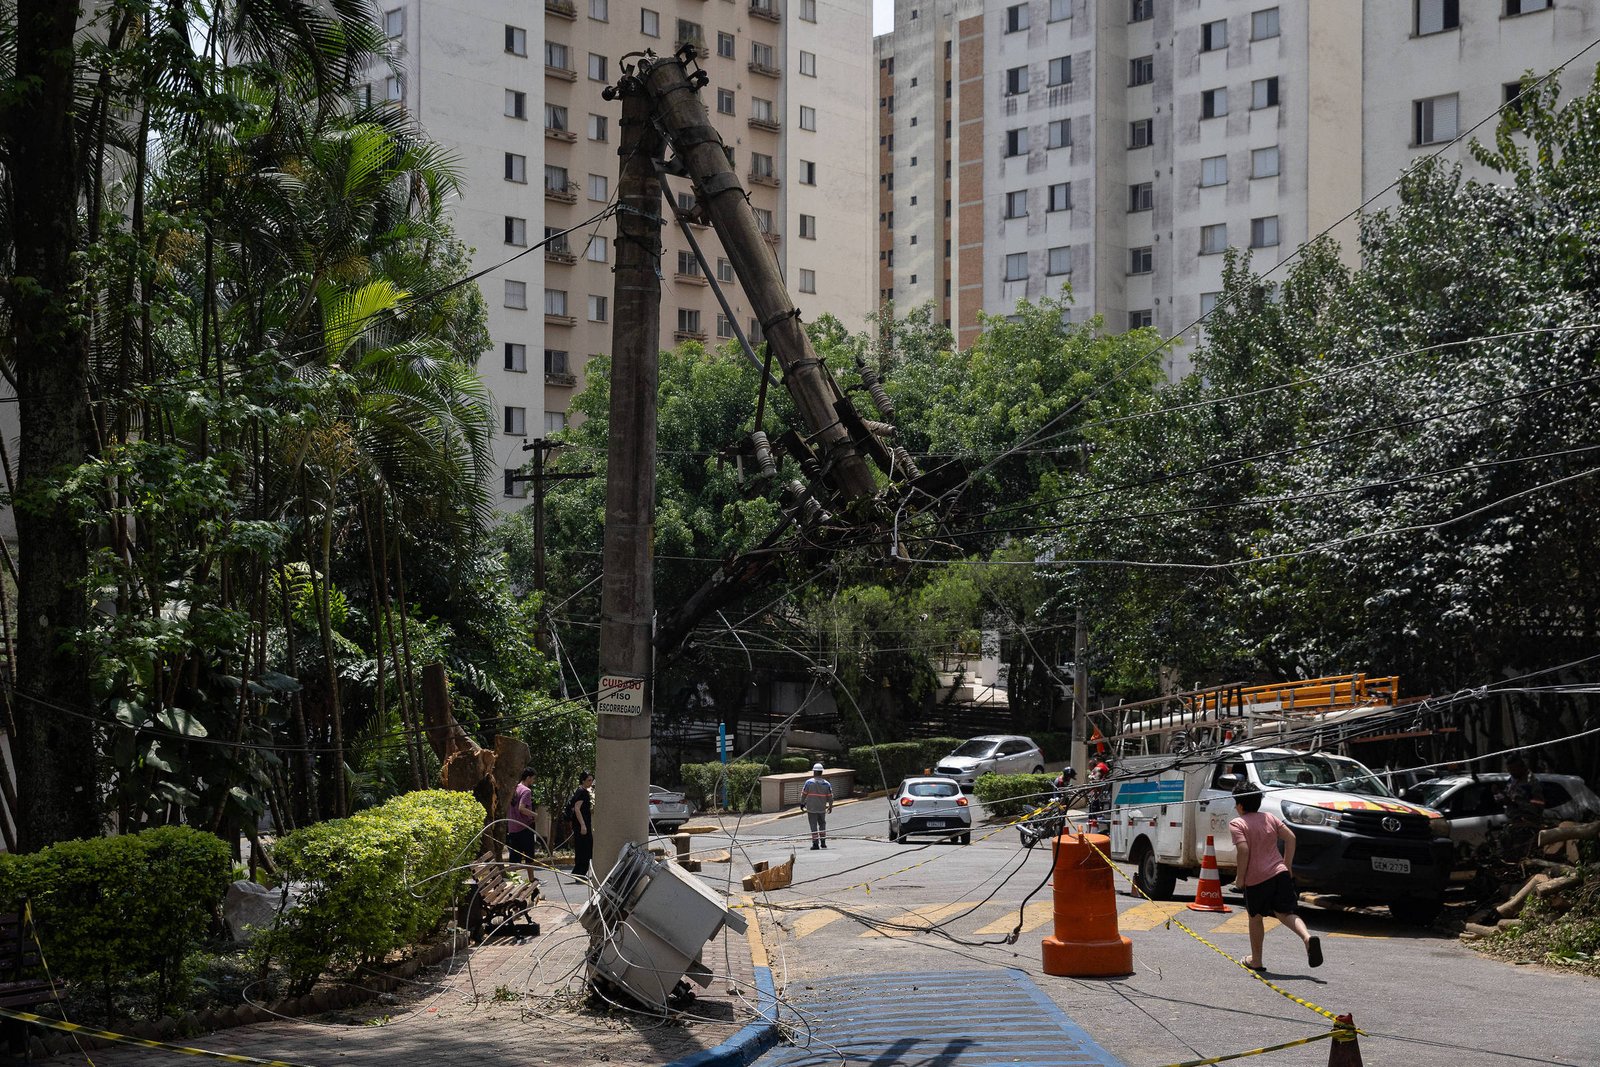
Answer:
[{"xmin": 1243, "ymin": 871, "xmax": 1298, "ymax": 917}]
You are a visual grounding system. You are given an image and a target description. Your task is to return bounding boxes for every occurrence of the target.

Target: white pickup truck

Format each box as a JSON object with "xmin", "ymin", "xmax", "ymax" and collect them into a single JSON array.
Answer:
[{"xmin": 1108, "ymin": 746, "xmax": 1453, "ymax": 924}]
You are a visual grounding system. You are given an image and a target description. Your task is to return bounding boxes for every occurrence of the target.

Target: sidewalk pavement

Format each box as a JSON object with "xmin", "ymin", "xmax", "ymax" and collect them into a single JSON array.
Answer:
[{"xmin": 33, "ymin": 874, "xmax": 778, "ymax": 1067}]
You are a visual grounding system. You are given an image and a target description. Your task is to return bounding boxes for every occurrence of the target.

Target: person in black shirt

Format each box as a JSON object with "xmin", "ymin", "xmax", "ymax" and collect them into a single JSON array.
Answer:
[{"xmin": 569, "ymin": 772, "xmax": 595, "ymax": 878}]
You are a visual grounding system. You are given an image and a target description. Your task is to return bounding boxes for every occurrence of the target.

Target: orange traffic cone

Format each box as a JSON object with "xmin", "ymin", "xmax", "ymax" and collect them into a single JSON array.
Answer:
[
  {"xmin": 1187, "ymin": 835, "xmax": 1232, "ymax": 912},
  {"xmin": 1327, "ymin": 1013, "xmax": 1363, "ymax": 1066},
  {"xmin": 1041, "ymin": 833, "xmax": 1134, "ymax": 977}
]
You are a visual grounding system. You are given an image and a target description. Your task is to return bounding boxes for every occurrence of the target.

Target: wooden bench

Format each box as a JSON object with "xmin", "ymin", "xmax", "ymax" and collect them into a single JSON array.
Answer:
[
  {"xmin": 2, "ymin": 907, "xmax": 62, "ymax": 1057},
  {"xmin": 460, "ymin": 852, "xmax": 540, "ymax": 944}
]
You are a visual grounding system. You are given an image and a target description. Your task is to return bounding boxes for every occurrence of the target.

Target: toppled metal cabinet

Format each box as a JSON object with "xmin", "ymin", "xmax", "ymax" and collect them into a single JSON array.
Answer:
[{"xmin": 581, "ymin": 841, "xmax": 747, "ymax": 1008}]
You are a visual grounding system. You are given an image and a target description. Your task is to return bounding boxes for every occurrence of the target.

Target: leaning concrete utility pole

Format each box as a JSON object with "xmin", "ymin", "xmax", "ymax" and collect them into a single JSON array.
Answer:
[
  {"xmin": 592, "ymin": 85, "xmax": 664, "ymax": 879},
  {"xmin": 1072, "ymin": 608, "xmax": 1088, "ymax": 782}
]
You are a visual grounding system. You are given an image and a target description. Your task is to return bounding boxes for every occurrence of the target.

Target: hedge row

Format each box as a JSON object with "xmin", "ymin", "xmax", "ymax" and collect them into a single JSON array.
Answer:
[
  {"xmin": 0, "ymin": 826, "xmax": 232, "ymax": 1015},
  {"xmin": 973, "ymin": 773, "xmax": 1058, "ymax": 819},
  {"xmin": 846, "ymin": 737, "xmax": 963, "ymax": 790},
  {"xmin": 255, "ymin": 789, "xmax": 484, "ymax": 995},
  {"xmin": 678, "ymin": 761, "xmax": 768, "ymax": 813}
]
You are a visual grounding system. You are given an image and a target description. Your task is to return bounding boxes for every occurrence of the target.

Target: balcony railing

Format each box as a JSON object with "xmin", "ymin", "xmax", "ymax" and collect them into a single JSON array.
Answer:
[
  {"xmin": 544, "ymin": 184, "xmax": 578, "ymax": 203},
  {"xmin": 544, "ymin": 370, "xmax": 578, "ymax": 387},
  {"xmin": 545, "ymin": 126, "xmax": 578, "ymax": 143},
  {"xmin": 674, "ymin": 329, "xmax": 708, "ymax": 343},
  {"xmin": 747, "ymin": 170, "xmax": 780, "ymax": 187},
  {"xmin": 545, "ymin": 313, "xmax": 577, "ymax": 327},
  {"xmin": 747, "ymin": 116, "xmax": 780, "ymax": 133},
  {"xmin": 546, "ymin": 64, "xmax": 577, "ymax": 82},
  {"xmin": 748, "ymin": 61, "xmax": 780, "ymax": 78},
  {"xmin": 749, "ymin": 2, "xmax": 780, "ymax": 23},
  {"xmin": 674, "ymin": 270, "xmax": 708, "ymax": 285},
  {"xmin": 545, "ymin": 248, "xmax": 577, "ymax": 265},
  {"xmin": 545, "ymin": 0, "xmax": 576, "ymax": 18}
]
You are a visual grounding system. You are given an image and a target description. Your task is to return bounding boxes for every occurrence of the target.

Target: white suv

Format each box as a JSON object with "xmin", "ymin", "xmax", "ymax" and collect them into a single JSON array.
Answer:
[{"xmin": 934, "ymin": 735, "xmax": 1045, "ymax": 790}]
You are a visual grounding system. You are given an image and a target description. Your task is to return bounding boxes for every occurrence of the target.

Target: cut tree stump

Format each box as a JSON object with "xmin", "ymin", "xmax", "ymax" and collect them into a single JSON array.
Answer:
[{"xmin": 1538, "ymin": 821, "xmax": 1599, "ymax": 847}]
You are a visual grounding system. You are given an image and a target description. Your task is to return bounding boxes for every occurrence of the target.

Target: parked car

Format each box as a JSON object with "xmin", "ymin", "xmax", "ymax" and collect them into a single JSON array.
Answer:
[
  {"xmin": 1411, "ymin": 773, "xmax": 1600, "ymax": 858},
  {"xmin": 648, "ymin": 785, "xmax": 695, "ymax": 832},
  {"xmin": 934, "ymin": 735, "xmax": 1046, "ymax": 789},
  {"xmin": 888, "ymin": 776, "xmax": 972, "ymax": 844}
]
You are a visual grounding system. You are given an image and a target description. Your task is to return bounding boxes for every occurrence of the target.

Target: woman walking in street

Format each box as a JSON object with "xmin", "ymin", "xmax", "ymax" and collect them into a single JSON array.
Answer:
[{"xmin": 1228, "ymin": 782, "xmax": 1322, "ymax": 972}]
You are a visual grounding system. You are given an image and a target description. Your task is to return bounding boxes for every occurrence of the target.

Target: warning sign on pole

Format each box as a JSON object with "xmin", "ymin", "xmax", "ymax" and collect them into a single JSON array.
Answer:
[{"xmin": 597, "ymin": 674, "xmax": 646, "ymax": 716}]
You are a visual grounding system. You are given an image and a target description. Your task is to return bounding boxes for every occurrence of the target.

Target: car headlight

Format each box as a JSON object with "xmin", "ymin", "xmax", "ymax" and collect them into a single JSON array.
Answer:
[
  {"xmin": 1280, "ymin": 801, "xmax": 1339, "ymax": 827},
  {"xmin": 1429, "ymin": 817, "xmax": 1451, "ymax": 838}
]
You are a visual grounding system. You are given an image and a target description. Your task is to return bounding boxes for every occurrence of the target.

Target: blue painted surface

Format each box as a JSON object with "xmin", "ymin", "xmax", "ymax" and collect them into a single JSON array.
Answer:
[
  {"xmin": 1114, "ymin": 779, "xmax": 1184, "ymax": 807},
  {"xmin": 751, "ymin": 969, "xmax": 1125, "ymax": 1066},
  {"xmin": 669, "ymin": 965, "xmax": 780, "ymax": 1067}
]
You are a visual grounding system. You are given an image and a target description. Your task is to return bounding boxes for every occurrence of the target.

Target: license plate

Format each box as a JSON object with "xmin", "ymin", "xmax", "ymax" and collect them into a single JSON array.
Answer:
[
  {"xmin": 925, "ymin": 820, "xmax": 946, "ymax": 829},
  {"xmin": 1372, "ymin": 857, "xmax": 1411, "ymax": 874}
]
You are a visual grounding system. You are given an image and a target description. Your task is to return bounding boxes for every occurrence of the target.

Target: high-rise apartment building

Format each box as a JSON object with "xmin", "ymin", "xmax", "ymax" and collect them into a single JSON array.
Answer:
[
  {"xmin": 877, "ymin": 0, "xmax": 1597, "ymax": 377},
  {"xmin": 376, "ymin": 0, "xmax": 875, "ymax": 510}
]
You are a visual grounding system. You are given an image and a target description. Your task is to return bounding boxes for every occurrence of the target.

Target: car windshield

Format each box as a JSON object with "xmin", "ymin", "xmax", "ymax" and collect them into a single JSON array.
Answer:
[
  {"xmin": 951, "ymin": 740, "xmax": 999, "ymax": 758},
  {"xmin": 907, "ymin": 781, "xmax": 960, "ymax": 798},
  {"xmin": 1252, "ymin": 754, "xmax": 1394, "ymax": 797},
  {"xmin": 1412, "ymin": 781, "xmax": 1459, "ymax": 808}
]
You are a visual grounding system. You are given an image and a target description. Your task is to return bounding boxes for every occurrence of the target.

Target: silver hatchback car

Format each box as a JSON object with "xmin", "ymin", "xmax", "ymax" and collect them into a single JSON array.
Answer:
[
  {"xmin": 888, "ymin": 776, "xmax": 972, "ymax": 844},
  {"xmin": 933, "ymin": 734, "xmax": 1046, "ymax": 790}
]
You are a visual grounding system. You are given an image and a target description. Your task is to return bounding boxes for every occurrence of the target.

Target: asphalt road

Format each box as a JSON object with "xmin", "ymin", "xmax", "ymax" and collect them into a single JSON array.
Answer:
[{"xmin": 689, "ymin": 798, "xmax": 1598, "ymax": 1067}]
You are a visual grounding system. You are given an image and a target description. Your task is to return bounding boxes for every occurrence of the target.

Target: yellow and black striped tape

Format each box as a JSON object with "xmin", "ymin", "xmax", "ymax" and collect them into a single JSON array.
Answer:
[
  {"xmin": 1156, "ymin": 1027, "xmax": 1340, "ymax": 1067},
  {"xmin": 0, "ymin": 1006, "xmax": 320, "ymax": 1067}
]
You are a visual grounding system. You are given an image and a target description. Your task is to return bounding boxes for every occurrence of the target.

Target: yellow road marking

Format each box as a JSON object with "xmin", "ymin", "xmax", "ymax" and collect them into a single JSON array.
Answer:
[
  {"xmin": 740, "ymin": 894, "xmax": 770, "ymax": 967},
  {"xmin": 1212, "ymin": 912, "xmax": 1277, "ymax": 936},
  {"xmin": 974, "ymin": 900, "xmax": 1054, "ymax": 936},
  {"xmin": 791, "ymin": 908, "xmax": 848, "ymax": 939},
  {"xmin": 1118, "ymin": 900, "xmax": 1192, "ymax": 930},
  {"xmin": 861, "ymin": 902, "xmax": 973, "ymax": 938}
]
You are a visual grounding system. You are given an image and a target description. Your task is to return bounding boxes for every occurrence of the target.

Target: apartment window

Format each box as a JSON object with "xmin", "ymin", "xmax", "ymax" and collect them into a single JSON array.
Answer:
[
  {"xmin": 641, "ymin": 9, "xmax": 659, "ymax": 36},
  {"xmin": 544, "ymin": 226, "xmax": 568, "ymax": 255},
  {"xmin": 1200, "ymin": 292, "xmax": 1221, "ymax": 316},
  {"xmin": 677, "ymin": 250, "xmax": 700, "ymax": 276},
  {"xmin": 384, "ymin": 74, "xmax": 404, "ymax": 102},
  {"xmin": 588, "ymin": 173, "xmax": 609, "ymax": 201},
  {"xmin": 1005, "ymin": 128, "xmax": 1029, "ymax": 156},
  {"xmin": 1200, "ymin": 223, "xmax": 1228, "ymax": 254},
  {"xmin": 799, "ymin": 105, "xmax": 816, "ymax": 131},
  {"xmin": 677, "ymin": 19, "xmax": 704, "ymax": 48},
  {"xmin": 504, "ymin": 152, "xmax": 526, "ymax": 183},
  {"xmin": 504, "ymin": 280, "xmax": 527, "ymax": 308},
  {"xmin": 1251, "ymin": 145, "xmax": 1280, "ymax": 178},
  {"xmin": 544, "ymin": 164, "xmax": 569, "ymax": 193},
  {"xmin": 506, "ymin": 25, "xmax": 527, "ymax": 56},
  {"xmin": 801, "ymin": 0, "xmax": 817, "ymax": 20},
  {"xmin": 1413, "ymin": 93, "xmax": 1458, "ymax": 145},
  {"xmin": 588, "ymin": 295, "xmax": 608, "ymax": 322},
  {"xmin": 717, "ymin": 258, "xmax": 735, "ymax": 283},
  {"xmin": 1252, "ymin": 77, "xmax": 1279, "ymax": 109},
  {"xmin": 1506, "ymin": 0, "xmax": 1553, "ymax": 13},
  {"xmin": 504, "ymin": 406, "xmax": 526, "ymax": 436},
  {"xmin": 505, "ymin": 90, "xmax": 526, "ymax": 119},
  {"xmin": 800, "ymin": 160, "xmax": 816, "ymax": 185},
  {"xmin": 1003, "ymin": 252, "xmax": 1028, "ymax": 282},
  {"xmin": 752, "ymin": 97, "xmax": 775, "ymax": 122},
  {"xmin": 677, "ymin": 308, "xmax": 701, "ymax": 335},
  {"xmin": 1128, "ymin": 182, "xmax": 1152, "ymax": 211},
  {"xmin": 1129, "ymin": 246, "xmax": 1153, "ymax": 274},
  {"xmin": 800, "ymin": 214, "xmax": 817, "ymax": 239},
  {"xmin": 1414, "ymin": 0, "xmax": 1459, "ymax": 35},
  {"xmin": 1049, "ymin": 182, "xmax": 1071, "ymax": 212},
  {"xmin": 754, "ymin": 207, "xmax": 774, "ymax": 233},
  {"xmin": 1006, "ymin": 66, "xmax": 1028, "ymax": 95},
  {"xmin": 545, "ymin": 411, "xmax": 568, "ymax": 435},
  {"xmin": 588, "ymin": 53, "xmax": 607, "ymax": 80},
  {"xmin": 717, "ymin": 88, "xmax": 735, "ymax": 114},
  {"xmin": 505, "ymin": 216, "xmax": 527, "ymax": 246},
  {"xmin": 1129, "ymin": 118, "xmax": 1153, "ymax": 147},
  {"xmin": 543, "ymin": 289, "xmax": 568, "ymax": 317},
  {"xmin": 545, "ymin": 349, "xmax": 569, "ymax": 376},
  {"xmin": 586, "ymin": 236, "xmax": 608, "ymax": 263},
  {"xmin": 545, "ymin": 41, "xmax": 569, "ymax": 70},
  {"xmin": 589, "ymin": 0, "xmax": 608, "ymax": 20},
  {"xmin": 1004, "ymin": 190, "xmax": 1028, "ymax": 218},
  {"xmin": 751, "ymin": 41, "xmax": 774, "ymax": 68},
  {"xmin": 1129, "ymin": 56, "xmax": 1153, "ymax": 86},
  {"xmin": 1201, "ymin": 19, "xmax": 1227, "ymax": 51},
  {"xmin": 1200, "ymin": 155, "xmax": 1227, "ymax": 187},
  {"xmin": 751, "ymin": 151, "xmax": 775, "ymax": 178},
  {"xmin": 503, "ymin": 470, "xmax": 523, "ymax": 497},
  {"xmin": 748, "ymin": 318, "xmax": 764, "ymax": 343},
  {"xmin": 505, "ymin": 343, "xmax": 527, "ymax": 372},
  {"xmin": 799, "ymin": 269, "xmax": 817, "ymax": 293},
  {"xmin": 383, "ymin": 7, "xmax": 403, "ymax": 37},
  {"xmin": 800, "ymin": 50, "xmax": 816, "ymax": 77},
  {"xmin": 1048, "ymin": 56, "xmax": 1072, "ymax": 86},
  {"xmin": 715, "ymin": 31, "xmax": 735, "ymax": 59},
  {"xmin": 1251, "ymin": 8, "xmax": 1280, "ymax": 40},
  {"xmin": 1047, "ymin": 245, "xmax": 1072, "ymax": 275},
  {"xmin": 1049, "ymin": 0, "xmax": 1071, "ymax": 19},
  {"xmin": 545, "ymin": 104, "xmax": 569, "ymax": 131},
  {"xmin": 585, "ymin": 113, "xmax": 608, "ymax": 142},
  {"xmin": 1250, "ymin": 215, "xmax": 1280, "ymax": 248},
  {"xmin": 1202, "ymin": 87, "xmax": 1227, "ymax": 118},
  {"xmin": 1130, "ymin": 0, "xmax": 1153, "ymax": 22},
  {"xmin": 1048, "ymin": 118, "xmax": 1071, "ymax": 148},
  {"xmin": 1006, "ymin": 3, "xmax": 1030, "ymax": 32},
  {"xmin": 1129, "ymin": 310, "xmax": 1153, "ymax": 330},
  {"xmin": 357, "ymin": 83, "xmax": 372, "ymax": 108},
  {"xmin": 717, "ymin": 315, "xmax": 736, "ymax": 339}
]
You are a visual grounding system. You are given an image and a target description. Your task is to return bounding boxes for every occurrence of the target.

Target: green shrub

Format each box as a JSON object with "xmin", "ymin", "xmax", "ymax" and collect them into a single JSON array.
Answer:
[
  {"xmin": 1030, "ymin": 732, "xmax": 1074, "ymax": 762},
  {"xmin": 679, "ymin": 761, "xmax": 767, "ymax": 813},
  {"xmin": 775, "ymin": 756, "xmax": 814, "ymax": 775},
  {"xmin": 255, "ymin": 789, "xmax": 483, "ymax": 995},
  {"xmin": 846, "ymin": 737, "xmax": 963, "ymax": 790},
  {"xmin": 973, "ymin": 773, "xmax": 1057, "ymax": 819},
  {"xmin": 0, "ymin": 826, "xmax": 232, "ymax": 1015}
]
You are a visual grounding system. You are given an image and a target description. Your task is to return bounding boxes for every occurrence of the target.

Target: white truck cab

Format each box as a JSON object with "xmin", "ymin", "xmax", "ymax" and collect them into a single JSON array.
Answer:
[{"xmin": 1108, "ymin": 746, "xmax": 1452, "ymax": 924}]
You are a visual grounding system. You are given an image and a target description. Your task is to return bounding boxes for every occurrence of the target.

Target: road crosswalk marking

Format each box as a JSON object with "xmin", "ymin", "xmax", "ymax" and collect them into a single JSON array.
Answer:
[
  {"xmin": 1117, "ymin": 900, "xmax": 1191, "ymax": 930},
  {"xmin": 860, "ymin": 902, "xmax": 974, "ymax": 938},
  {"xmin": 790, "ymin": 908, "xmax": 846, "ymax": 940},
  {"xmin": 974, "ymin": 899, "xmax": 1053, "ymax": 935},
  {"xmin": 1212, "ymin": 911, "xmax": 1278, "ymax": 935}
]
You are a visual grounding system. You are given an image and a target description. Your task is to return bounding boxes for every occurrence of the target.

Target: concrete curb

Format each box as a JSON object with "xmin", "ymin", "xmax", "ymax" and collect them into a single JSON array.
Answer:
[{"xmin": 666, "ymin": 965, "xmax": 779, "ymax": 1067}]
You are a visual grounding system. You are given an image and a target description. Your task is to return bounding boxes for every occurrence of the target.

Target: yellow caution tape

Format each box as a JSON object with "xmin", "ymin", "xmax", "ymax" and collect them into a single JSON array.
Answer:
[
  {"xmin": 0, "ymin": 1006, "xmax": 320, "ymax": 1067},
  {"xmin": 1155, "ymin": 1028, "xmax": 1338, "ymax": 1067}
]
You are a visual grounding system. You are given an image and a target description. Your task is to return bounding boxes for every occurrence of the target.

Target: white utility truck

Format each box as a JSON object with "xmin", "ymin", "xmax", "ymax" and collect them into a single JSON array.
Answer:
[{"xmin": 1108, "ymin": 746, "xmax": 1453, "ymax": 924}]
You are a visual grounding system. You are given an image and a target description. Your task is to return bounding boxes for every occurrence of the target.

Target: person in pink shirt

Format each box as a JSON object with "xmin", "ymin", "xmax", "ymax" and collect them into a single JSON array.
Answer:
[
  {"xmin": 508, "ymin": 767, "xmax": 540, "ymax": 884},
  {"xmin": 1228, "ymin": 782, "xmax": 1322, "ymax": 971}
]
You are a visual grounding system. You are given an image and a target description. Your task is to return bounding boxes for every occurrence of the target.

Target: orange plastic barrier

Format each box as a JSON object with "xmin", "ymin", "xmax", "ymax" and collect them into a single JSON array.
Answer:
[{"xmin": 1041, "ymin": 833, "xmax": 1133, "ymax": 977}]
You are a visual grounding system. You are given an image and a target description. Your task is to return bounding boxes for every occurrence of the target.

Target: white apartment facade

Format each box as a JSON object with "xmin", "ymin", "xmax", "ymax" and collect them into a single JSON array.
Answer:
[
  {"xmin": 377, "ymin": 0, "xmax": 875, "ymax": 511},
  {"xmin": 877, "ymin": 0, "xmax": 1597, "ymax": 377}
]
